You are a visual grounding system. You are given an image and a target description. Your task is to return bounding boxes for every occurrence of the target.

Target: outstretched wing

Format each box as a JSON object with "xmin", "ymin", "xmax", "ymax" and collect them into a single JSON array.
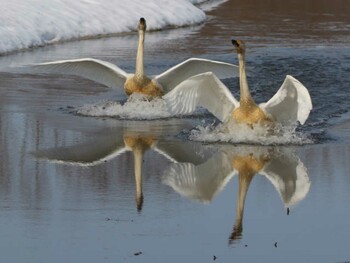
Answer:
[
  {"xmin": 163, "ymin": 72, "xmax": 238, "ymax": 122},
  {"xmin": 32, "ymin": 58, "xmax": 128, "ymax": 89},
  {"xmin": 260, "ymin": 75, "xmax": 312, "ymax": 125},
  {"xmin": 33, "ymin": 136, "xmax": 127, "ymax": 166},
  {"xmin": 155, "ymin": 58, "xmax": 239, "ymax": 93}
]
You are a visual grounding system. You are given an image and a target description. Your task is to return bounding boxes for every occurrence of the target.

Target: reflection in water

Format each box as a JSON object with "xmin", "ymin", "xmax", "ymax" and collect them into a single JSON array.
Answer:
[
  {"xmin": 34, "ymin": 127, "xmax": 207, "ymax": 212},
  {"xmin": 163, "ymin": 146, "xmax": 311, "ymax": 244},
  {"xmin": 35, "ymin": 132, "xmax": 157, "ymax": 212},
  {"xmin": 124, "ymin": 136, "xmax": 156, "ymax": 211}
]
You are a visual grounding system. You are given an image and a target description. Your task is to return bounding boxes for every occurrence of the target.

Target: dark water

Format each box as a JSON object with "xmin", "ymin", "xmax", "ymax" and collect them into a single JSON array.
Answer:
[{"xmin": 1, "ymin": 1, "xmax": 350, "ymax": 262}]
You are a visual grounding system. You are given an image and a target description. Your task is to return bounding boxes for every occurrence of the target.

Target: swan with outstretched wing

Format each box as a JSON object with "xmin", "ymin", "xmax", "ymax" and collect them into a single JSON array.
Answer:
[
  {"xmin": 164, "ymin": 40, "xmax": 312, "ymax": 126},
  {"xmin": 32, "ymin": 18, "xmax": 238, "ymax": 98}
]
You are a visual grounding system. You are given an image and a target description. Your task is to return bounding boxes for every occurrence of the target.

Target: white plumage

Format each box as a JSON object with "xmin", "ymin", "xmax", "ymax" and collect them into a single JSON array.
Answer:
[
  {"xmin": 164, "ymin": 40, "xmax": 312, "ymax": 126},
  {"xmin": 32, "ymin": 18, "xmax": 238, "ymax": 97}
]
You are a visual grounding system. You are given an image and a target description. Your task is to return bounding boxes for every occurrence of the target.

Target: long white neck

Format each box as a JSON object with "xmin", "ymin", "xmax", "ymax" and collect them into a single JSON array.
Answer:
[
  {"xmin": 238, "ymin": 53, "xmax": 253, "ymax": 105},
  {"xmin": 135, "ymin": 29, "xmax": 145, "ymax": 79}
]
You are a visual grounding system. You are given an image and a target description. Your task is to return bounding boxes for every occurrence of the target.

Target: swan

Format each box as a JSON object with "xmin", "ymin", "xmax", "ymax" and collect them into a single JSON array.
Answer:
[
  {"xmin": 164, "ymin": 39, "xmax": 313, "ymax": 126},
  {"xmin": 32, "ymin": 18, "xmax": 238, "ymax": 98}
]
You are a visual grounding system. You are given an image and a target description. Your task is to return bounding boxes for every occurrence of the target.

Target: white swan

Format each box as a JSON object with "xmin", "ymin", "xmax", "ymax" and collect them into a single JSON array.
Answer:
[
  {"xmin": 32, "ymin": 18, "xmax": 238, "ymax": 98},
  {"xmin": 164, "ymin": 39, "xmax": 313, "ymax": 126}
]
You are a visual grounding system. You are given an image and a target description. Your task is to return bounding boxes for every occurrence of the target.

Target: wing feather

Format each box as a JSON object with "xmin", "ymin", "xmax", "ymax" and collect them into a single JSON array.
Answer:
[
  {"xmin": 155, "ymin": 58, "xmax": 239, "ymax": 93},
  {"xmin": 260, "ymin": 75, "xmax": 312, "ymax": 125},
  {"xmin": 32, "ymin": 58, "xmax": 128, "ymax": 89},
  {"xmin": 163, "ymin": 72, "xmax": 238, "ymax": 122}
]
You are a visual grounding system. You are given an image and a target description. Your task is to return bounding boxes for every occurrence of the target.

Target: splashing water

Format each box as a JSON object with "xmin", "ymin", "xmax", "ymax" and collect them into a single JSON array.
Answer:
[
  {"xmin": 76, "ymin": 94, "xmax": 313, "ymax": 144},
  {"xmin": 76, "ymin": 93, "xmax": 172, "ymax": 120},
  {"xmin": 189, "ymin": 120, "xmax": 313, "ymax": 145}
]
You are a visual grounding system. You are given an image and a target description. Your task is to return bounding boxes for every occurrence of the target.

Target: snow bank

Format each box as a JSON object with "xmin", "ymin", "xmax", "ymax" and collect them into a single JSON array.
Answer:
[{"xmin": 0, "ymin": 0, "xmax": 206, "ymax": 55}]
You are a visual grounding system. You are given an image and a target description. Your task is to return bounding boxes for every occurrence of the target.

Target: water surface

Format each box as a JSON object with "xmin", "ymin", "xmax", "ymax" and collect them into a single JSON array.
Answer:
[{"xmin": 1, "ymin": 1, "xmax": 350, "ymax": 262}]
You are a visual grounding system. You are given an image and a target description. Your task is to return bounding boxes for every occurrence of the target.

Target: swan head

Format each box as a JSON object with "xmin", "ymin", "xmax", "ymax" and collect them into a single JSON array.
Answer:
[
  {"xmin": 138, "ymin": 17, "xmax": 147, "ymax": 31},
  {"xmin": 231, "ymin": 39, "xmax": 246, "ymax": 55}
]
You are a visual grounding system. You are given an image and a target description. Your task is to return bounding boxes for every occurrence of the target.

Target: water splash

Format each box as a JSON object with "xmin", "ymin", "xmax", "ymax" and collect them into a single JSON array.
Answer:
[
  {"xmin": 189, "ymin": 121, "xmax": 313, "ymax": 145},
  {"xmin": 76, "ymin": 95, "xmax": 313, "ymax": 144},
  {"xmin": 76, "ymin": 93, "xmax": 172, "ymax": 120}
]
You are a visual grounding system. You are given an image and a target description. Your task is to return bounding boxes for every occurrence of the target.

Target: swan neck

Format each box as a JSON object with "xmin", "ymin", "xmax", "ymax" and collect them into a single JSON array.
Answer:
[
  {"xmin": 135, "ymin": 29, "xmax": 145, "ymax": 79},
  {"xmin": 238, "ymin": 53, "xmax": 253, "ymax": 104},
  {"xmin": 133, "ymin": 148, "xmax": 144, "ymax": 212}
]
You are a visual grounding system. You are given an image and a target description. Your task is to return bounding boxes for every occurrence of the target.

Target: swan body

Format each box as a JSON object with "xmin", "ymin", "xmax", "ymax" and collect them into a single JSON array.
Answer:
[
  {"xmin": 164, "ymin": 40, "xmax": 312, "ymax": 126},
  {"xmin": 33, "ymin": 18, "xmax": 238, "ymax": 98},
  {"xmin": 124, "ymin": 76, "xmax": 163, "ymax": 97},
  {"xmin": 231, "ymin": 101, "xmax": 272, "ymax": 126}
]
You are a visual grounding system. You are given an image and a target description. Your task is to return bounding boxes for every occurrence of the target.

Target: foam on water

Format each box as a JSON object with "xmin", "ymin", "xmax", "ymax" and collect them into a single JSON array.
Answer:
[
  {"xmin": 75, "ymin": 95, "xmax": 313, "ymax": 144},
  {"xmin": 0, "ymin": 0, "xmax": 206, "ymax": 55},
  {"xmin": 75, "ymin": 93, "xmax": 211, "ymax": 120},
  {"xmin": 76, "ymin": 93, "xmax": 172, "ymax": 119},
  {"xmin": 189, "ymin": 121, "xmax": 313, "ymax": 145}
]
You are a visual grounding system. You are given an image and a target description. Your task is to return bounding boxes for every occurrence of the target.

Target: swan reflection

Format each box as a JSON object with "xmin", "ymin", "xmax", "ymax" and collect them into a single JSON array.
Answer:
[
  {"xmin": 162, "ymin": 146, "xmax": 311, "ymax": 244},
  {"xmin": 34, "ymin": 128, "xmax": 209, "ymax": 212}
]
